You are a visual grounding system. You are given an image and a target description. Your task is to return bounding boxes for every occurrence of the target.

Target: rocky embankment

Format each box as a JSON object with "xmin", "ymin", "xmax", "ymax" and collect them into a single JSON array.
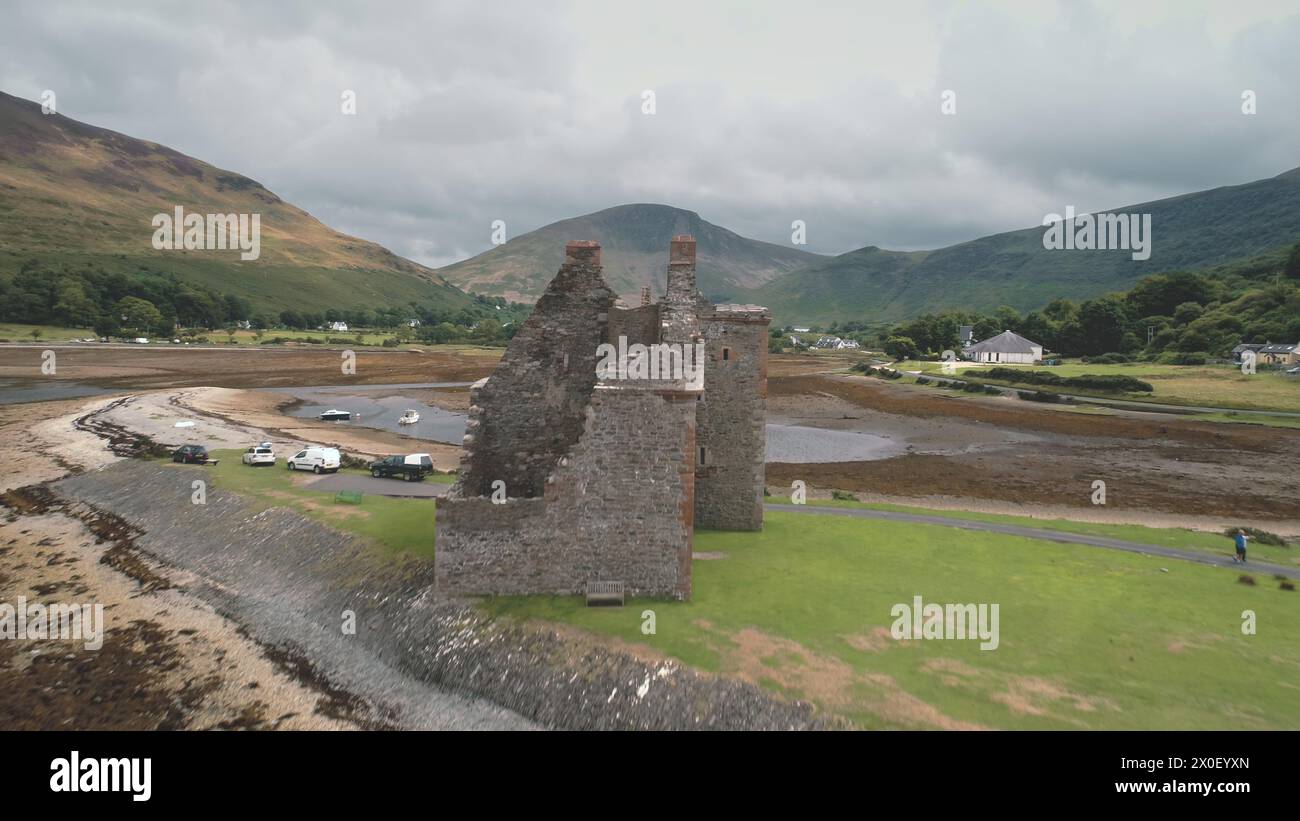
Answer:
[{"xmin": 44, "ymin": 460, "xmax": 828, "ymax": 730}]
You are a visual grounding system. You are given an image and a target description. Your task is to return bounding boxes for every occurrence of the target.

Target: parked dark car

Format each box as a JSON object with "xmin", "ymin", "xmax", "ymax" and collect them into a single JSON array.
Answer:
[
  {"xmin": 368, "ymin": 453, "xmax": 433, "ymax": 481},
  {"xmin": 172, "ymin": 444, "xmax": 210, "ymax": 464}
]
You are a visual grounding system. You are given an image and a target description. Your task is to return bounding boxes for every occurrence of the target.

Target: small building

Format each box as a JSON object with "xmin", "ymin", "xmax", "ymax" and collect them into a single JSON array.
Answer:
[
  {"xmin": 328, "ymin": 321, "xmax": 349, "ymax": 332},
  {"xmin": 834, "ymin": 339, "xmax": 860, "ymax": 350},
  {"xmin": 814, "ymin": 335, "xmax": 841, "ymax": 349},
  {"xmin": 965, "ymin": 330, "xmax": 1043, "ymax": 364},
  {"xmin": 1258, "ymin": 342, "xmax": 1298, "ymax": 365},
  {"xmin": 958, "ymin": 325, "xmax": 975, "ymax": 349},
  {"xmin": 1231, "ymin": 343, "xmax": 1266, "ymax": 364}
]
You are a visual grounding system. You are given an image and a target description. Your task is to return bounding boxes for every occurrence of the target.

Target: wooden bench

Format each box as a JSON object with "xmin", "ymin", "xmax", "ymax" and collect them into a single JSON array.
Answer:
[
  {"xmin": 334, "ymin": 490, "xmax": 363, "ymax": 505},
  {"xmin": 585, "ymin": 580, "xmax": 625, "ymax": 607}
]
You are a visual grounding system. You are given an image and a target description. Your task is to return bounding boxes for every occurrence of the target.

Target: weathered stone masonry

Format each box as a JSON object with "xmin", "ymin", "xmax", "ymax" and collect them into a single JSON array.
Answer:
[{"xmin": 436, "ymin": 236, "xmax": 770, "ymax": 600}]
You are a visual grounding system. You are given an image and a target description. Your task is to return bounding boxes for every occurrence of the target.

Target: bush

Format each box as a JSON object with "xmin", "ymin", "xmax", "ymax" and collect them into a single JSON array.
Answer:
[
  {"xmin": 381, "ymin": 338, "xmax": 400, "ymax": 347},
  {"xmin": 1223, "ymin": 527, "xmax": 1289, "ymax": 547},
  {"xmin": 962, "ymin": 381, "xmax": 985, "ymax": 392},
  {"xmin": 967, "ymin": 367, "xmax": 1153, "ymax": 393},
  {"xmin": 1017, "ymin": 390, "xmax": 1062, "ymax": 403},
  {"xmin": 915, "ymin": 376, "xmax": 931, "ymax": 385},
  {"xmin": 1157, "ymin": 351, "xmax": 1207, "ymax": 365},
  {"xmin": 831, "ymin": 490, "xmax": 859, "ymax": 502},
  {"xmin": 983, "ymin": 385, "xmax": 1002, "ymax": 395},
  {"xmin": 1082, "ymin": 353, "xmax": 1131, "ymax": 365}
]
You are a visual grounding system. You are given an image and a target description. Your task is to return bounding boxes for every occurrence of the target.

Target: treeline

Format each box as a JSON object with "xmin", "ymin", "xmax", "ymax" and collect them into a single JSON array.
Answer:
[
  {"xmin": 0, "ymin": 257, "xmax": 526, "ymax": 342},
  {"xmin": 881, "ymin": 242, "xmax": 1300, "ymax": 360}
]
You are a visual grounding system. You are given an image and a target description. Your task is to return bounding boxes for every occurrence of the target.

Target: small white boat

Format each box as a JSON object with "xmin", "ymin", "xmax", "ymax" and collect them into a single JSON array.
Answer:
[
  {"xmin": 397, "ymin": 409, "xmax": 420, "ymax": 425},
  {"xmin": 319, "ymin": 409, "xmax": 352, "ymax": 421}
]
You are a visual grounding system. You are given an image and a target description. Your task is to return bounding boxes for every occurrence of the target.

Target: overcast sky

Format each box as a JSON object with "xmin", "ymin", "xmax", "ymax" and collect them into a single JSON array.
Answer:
[{"xmin": 3, "ymin": 0, "xmax": 1299, "ymax": 267}]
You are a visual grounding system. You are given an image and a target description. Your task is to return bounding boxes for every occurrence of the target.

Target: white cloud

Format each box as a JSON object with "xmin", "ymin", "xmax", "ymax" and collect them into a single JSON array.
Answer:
[{"xmin": 2, "ymin": 0, "xmax": 1297, "ymax": 267}]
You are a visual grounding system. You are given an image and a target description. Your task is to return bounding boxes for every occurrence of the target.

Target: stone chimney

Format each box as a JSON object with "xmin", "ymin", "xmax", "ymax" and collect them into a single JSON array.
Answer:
[
  {"xmin": 661, "ymin": 235, "xmax": 699, "ymax": 343},
  {"xmin": 564, "ymin": 240, "xmax": 602, "ymax": 268}
]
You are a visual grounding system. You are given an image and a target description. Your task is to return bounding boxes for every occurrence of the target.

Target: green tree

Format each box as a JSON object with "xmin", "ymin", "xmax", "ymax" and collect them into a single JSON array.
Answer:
[{"xmin": 115, "ymin": 296, "xmax": 164, "ymax": 334}]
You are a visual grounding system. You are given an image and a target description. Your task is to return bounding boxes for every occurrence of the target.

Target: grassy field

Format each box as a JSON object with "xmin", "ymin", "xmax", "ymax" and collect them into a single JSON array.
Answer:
[
  {"xmin": 768, "ymin": 496, "xmax": 1296, "ymax": 565},
  {"xmin": 184, "ymin": 448, "xmax": 1300, "ymax": 729},
  {"xmin": 175, "ymin": 448, "xmax": 441, "ymax": 558},
  {"xmin": 898, "ymin": 359, "xmax": 1300, "ymax": 413},
  {"xmin": 0, "ymin": 322, "xmax": 93, "ymax": 342},
  {"xmin": 485, "ymin": 510, "xmax": 1300, "ymax": 729}
]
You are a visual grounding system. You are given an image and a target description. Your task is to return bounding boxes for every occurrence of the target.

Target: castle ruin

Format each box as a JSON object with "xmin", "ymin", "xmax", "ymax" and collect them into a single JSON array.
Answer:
[{"xmin": 434, "ymin": 236, "xmax": 770, "ymax": 600}]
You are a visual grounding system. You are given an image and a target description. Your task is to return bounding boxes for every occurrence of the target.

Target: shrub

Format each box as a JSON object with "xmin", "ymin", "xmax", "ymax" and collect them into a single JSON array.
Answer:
[
  {"xmin": 1017, "ymin": 390, "xmax": 1062, "ymax": 403},
  {"xmin": 962, "ymin": 381, "xmax": 985, "ymax": 392},
  {"xmin": 1282, "ymin": 581, "xmax": 1296, "ymax": 592},
  {"xmin": 1238, "ymin": 575, "xmax": 1256, "ymax": 586},
  {"xmin": 916, "ymin": 376, "xmax": 931, "ymax": 385},
  {"xmin": 967, "ymin": 367, "xmax": 1152, "ymax": 393},
  {"xmin": 831, "ymin": 490, "xmax": 859, "ymax": 502},
  {"xmin": 983, "ymin": 385, "xmax": 1002, "ymax": 395},
  {"xmin": 1223, "ymin": 527, "xmax": 1289, "ymax": 547},
  {"xmin": 1157, "ymin": 351, "xmax": 1207, "ymax": 365},
  {"xmin": 381, "ymin": 338, "xmax": 400, "ymax": 347},
  {"xmin": 1083, "ymin": 353, "xmax": 1132, "ymax": 365}
]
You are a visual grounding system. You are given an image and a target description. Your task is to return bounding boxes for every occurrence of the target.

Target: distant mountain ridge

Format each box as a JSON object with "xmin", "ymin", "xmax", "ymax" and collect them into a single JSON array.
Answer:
[
  {"xmin": 436, "ymin": 203, "xmax": 825, "ymax": 303},
  {"xmin": 0, "ymin": 90, "xmax": 474, "ymax": 315},
  {"xmin": 751, "ymin": 166, "xmax": 1300, "ymax": 323}
]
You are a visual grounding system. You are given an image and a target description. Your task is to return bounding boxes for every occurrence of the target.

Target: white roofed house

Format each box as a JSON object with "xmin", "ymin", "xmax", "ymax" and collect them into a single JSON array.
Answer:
[{"xmin": 964, "ymin": 330, "xmax": 1043, "ymax": 364}]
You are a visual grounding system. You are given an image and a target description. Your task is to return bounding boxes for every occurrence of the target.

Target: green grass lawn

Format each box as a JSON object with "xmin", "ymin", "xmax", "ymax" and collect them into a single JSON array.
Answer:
[
  {"xmin": 0, "ymin": 322, "xmax": 93, "ymax": 342},
  {"xmin": 179, "ymin": 448, "xmax": 1300, "ymax": 729},
  {"xmin": 767, "ymin": 496, "xmax": 1296, "ymax": 565},
  {"xmin": 180, "ymin": 449, "xmax": 438, "ymax": 558},
  {"xmin": 898, "ymin": 359, "xmax": 1300, "ymax": 413},
  {"xmin": 485, "ymin": 511, "xmax": 1300, "ymax": 729}
]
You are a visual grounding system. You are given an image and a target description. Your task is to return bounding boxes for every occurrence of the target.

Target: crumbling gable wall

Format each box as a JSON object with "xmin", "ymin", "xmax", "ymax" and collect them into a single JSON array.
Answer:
[{"xmin": 453, "ymin": 241, "xmax": 615, "ymax": 499}]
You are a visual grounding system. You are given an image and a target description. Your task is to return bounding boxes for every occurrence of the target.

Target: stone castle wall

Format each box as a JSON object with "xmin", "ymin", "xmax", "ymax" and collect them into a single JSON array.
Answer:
[
  {"xmin": 695, "ymin": 307, "xmax": 770, "ymax": 531},
  {"xmin": 436, "ymin": 384, "xmax": 697, "ymax": 599},
  {"xmin": 452, "ymin": 242, "xmax": 614, "ymax": 499}
]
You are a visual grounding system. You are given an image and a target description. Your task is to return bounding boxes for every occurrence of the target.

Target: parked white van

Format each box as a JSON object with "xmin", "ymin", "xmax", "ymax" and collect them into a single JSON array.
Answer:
[{"xmin": 286, "ymin": 446, "xmax": 341, "ymax": 474}]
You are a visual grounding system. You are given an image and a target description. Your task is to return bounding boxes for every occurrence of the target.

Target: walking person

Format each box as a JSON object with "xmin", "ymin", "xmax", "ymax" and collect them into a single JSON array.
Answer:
[{"xmin": 1234, "ymin": 529, "xmax": 1249, "ymax": 564}]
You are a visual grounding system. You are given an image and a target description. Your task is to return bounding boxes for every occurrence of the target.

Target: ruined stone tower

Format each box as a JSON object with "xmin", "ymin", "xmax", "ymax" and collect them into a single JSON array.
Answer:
[{"xmin": 435, "ymin": 236, "xmax": 770, "ymax": 600}]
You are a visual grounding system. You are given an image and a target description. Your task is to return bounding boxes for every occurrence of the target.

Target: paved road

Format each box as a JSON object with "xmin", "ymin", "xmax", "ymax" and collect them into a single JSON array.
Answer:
[
  {"xmin": 765, "ymin": 503, "xmax": 1300, "ymax": 579},
  {"xmin": 301, "ymin": 472, "xmax": 450, "ymax": 498}
]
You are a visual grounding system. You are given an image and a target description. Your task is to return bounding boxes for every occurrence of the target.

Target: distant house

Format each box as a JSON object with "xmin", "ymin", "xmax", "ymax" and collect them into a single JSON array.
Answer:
[
  {"xmin": 407, "ymin": 319, "xmax": 421, "ymax": 328},
  {"xmin": 787, "ymin": 335, "xmax": 804, "ymax": 347},
  {"xmin": 236, "ymin": 320, "xmax": 252, "ymax": 330},
  {"xmin": 328, "ymin": 321, "xmax": 349, "ymax": 332},
  {"xmin": 1231, "ymin": 343, "xmax": 1266, "ymax": 364},
  {"xmin": 958, "ymin": 325, "xmax": 975, "ymax": 349},
  {"xmin": 834, "ymin": 339, "xmax": 860, "ymax": 350},
  {"xmin": 791, "ymin": 327, "xmax": 811, "ymax": 334},
  {"xmin": 1258, "ymin": 342, "xmax": 1298, "ymax": 365},
  {"xmin": 814, "ymin": 335, "xmax": 841, "ymax": 349},
  {"xmin": 964, "ymin": 330, "xmax": 1043, "ymax": 364}
]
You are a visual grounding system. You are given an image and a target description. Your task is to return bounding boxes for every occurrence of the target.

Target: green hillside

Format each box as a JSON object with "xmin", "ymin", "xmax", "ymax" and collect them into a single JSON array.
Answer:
[
  {"xmin": 437, "ymin": 203, "xmax": 824, "ymax": 304},
  {"xmin": 0, "ymin": 90, "xmax": 476, "ymax": 324},
  {"xmin": 754, "ymin": 167, "xmax": 1300, "ymax": 324}
]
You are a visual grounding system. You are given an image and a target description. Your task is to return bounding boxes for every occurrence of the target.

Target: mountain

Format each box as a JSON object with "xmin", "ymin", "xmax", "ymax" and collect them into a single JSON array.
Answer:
[
  {"xmin": 752, "ymin": 166, "xmax": 1300, "ymax": 324},
  {"xmin": 0, "ymin": 90, "xmax": 473, "ymax": 316},
  {"xmin": 436, "ymin": 203, "xmax": 825, "ymax": 303}
]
